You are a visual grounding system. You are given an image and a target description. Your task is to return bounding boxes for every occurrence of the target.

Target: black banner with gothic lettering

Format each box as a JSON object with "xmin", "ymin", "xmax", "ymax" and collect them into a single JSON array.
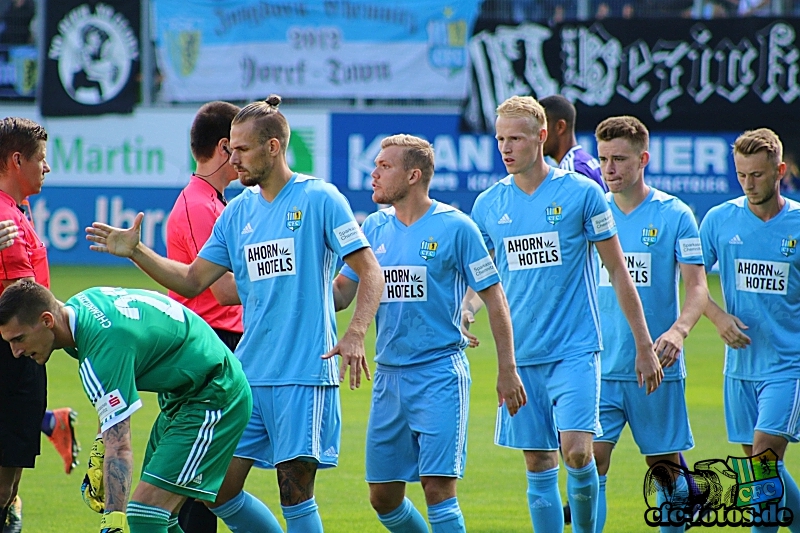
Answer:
[
  {"xmin": 463, "ymin": 17, "xmax": 800, "ymax": 136},
  {"xmin": 40, "ymin": 0, "xmax": 140, "ymax": 117}
]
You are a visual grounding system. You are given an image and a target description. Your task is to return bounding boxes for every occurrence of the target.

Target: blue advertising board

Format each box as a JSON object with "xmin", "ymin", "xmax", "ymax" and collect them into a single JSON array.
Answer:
[
  {"xmin": 331, "ymin": 112, "xmax": 762, "ymax": 221},
  {"xmin": 331, "ymin": 112, "xmax": 506, "ymax": 215},
  {"xmin": 30, "ymin": 187, "xmax": 181, "ymax": 265}
]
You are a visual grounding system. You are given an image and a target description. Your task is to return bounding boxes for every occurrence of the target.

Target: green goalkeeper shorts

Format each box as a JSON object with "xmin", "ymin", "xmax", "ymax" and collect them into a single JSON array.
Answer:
[{"xmin": 140, "ymin": 369, "xmax": 252, "ymax": 502}]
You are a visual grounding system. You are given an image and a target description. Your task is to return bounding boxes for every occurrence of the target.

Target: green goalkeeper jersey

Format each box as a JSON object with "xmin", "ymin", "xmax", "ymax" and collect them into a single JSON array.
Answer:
[{"xmin": 64, "ymin": 287, "xmax": 246, "ymax": 433}]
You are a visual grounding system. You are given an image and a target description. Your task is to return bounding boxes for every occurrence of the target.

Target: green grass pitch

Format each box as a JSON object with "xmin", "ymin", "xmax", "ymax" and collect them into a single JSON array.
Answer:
[{"xmin": 16, "ymin": 265, "xmax": 797, "ymax": 531}]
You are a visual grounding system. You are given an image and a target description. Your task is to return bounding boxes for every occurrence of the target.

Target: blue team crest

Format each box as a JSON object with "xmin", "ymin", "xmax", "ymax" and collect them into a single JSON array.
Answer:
[
  {"xmin": 641, "ymin": 226, "xmax": 659, "ymax": 246},
  {"xmin": 286, "ymin": 207, "xmax": 302, "ymax": 231},
  {"xmin": 546, "ymin": 204, "xmax": 563, "ymax": 225},
  {"xmin": 420, "ymin": 238, "xmax": 438, "ymax": 261},
  {"xmin": 781, "ymin": 237, "xmax": 796, "ymax": 257}
]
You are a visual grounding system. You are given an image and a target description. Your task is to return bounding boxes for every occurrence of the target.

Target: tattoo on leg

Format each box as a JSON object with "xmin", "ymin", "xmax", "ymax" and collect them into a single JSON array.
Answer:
[{"xmin": 277, "ymin": 461, "xmax": 317, "ymax": 506}]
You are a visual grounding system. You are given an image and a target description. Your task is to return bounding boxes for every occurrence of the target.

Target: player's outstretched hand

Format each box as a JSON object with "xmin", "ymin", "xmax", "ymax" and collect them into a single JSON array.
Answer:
[
  {"xmin": 460, "ymin": 310, "xmax": 480, "ymax": 348},
  {"xmin": 635, "ymin": 345, "xmax": 663, "ymax": 395},
  {"xmin": 0, "ymin": 220, "xmax": 18, "ymax": 250},
  {"xmin": 322, "ymin": 330, "xmax": 371, "ymax": 390},
  {"xmin": 497, "ymin": 367, "xmax": 527, "ymax": 416},
  {"xmin": 86, "ymin": 212, "xmax": 144, "ymax": 258},
  {"xmin": 653, "ymin": 326, "xmax": 685, "ymax": 368},
  {"xmin": 714, "ymin": 313, "xmax": 751, "ymax": 350}
]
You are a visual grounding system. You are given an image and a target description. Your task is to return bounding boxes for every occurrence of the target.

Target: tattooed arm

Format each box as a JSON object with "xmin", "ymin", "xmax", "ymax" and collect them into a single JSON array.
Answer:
[{"xmin": 101, "ymin": 418, "xmax": 133, "ymax": 512}]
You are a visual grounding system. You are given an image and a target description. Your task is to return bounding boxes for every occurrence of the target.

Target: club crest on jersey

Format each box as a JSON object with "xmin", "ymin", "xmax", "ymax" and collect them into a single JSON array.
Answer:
[
  {"xmin": 546, "ymin": 204, "xmax": 562, "ymax": 225},
  {"xmin": 286, "ymin": 207, "xmax": 302, "ymax": 231},
  {"xmin": 420, "ymin": 238, "xmax": 438, "ymax": 261},
  {"xmin": 780, "ymin": 236, "xmax": 796, "ymax": 257},
  {"xmin": 641, "ymin": 226, "xmax": 659, "ymax": 246}
]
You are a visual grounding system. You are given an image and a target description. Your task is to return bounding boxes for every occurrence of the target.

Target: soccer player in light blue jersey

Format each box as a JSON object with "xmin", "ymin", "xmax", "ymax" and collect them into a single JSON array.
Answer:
[
  {"xmin": 593, "ymin": 116, "xmax": 708, "ymax": 533},
  {"xmin": 701, "ymin": 128, "xmax": 800, "ymax": 532},
  {"xmin": 334, "ymin": 134, "xmax": 526, "ymax": 533},
  {"xmin": 463, "ymin": 96, "xmax": 662, "ymax": 533},
  {"xmin": 86, "ymin": 95, "xmax": 384, "ymax": 533}
]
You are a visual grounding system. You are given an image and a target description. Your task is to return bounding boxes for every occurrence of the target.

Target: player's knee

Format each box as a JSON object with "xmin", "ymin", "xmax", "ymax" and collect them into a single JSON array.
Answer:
[
  {"xmin": 563, "ymin": 448, "xmax": 593, "ymax": 469},
  {"xmin": 524, "ymin": 450, "xmax": 559, "ymax": 472},
  {"xmin": 369, "ymin": 487, "xmax": 404, "ymax": 515},
  {"xmin": 420, "ymin": 477, "xmax": 457, "ymax": 506}
]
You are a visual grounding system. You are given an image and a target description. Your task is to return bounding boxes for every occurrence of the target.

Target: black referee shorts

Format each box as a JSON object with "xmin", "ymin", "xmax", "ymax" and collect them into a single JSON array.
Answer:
[
  {"xmin": 0, "ymin": 340, "xmax": 47, "ymax": 468},
  {"xmin": 213, "ymin": 328, "xmax": 242, "ymax": 353}
]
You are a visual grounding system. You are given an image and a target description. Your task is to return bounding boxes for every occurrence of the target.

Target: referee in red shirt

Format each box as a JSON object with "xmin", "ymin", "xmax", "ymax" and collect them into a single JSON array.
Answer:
[{"xmin": 167, "ymin": 101, "xmax": 243, "ymax": 533}]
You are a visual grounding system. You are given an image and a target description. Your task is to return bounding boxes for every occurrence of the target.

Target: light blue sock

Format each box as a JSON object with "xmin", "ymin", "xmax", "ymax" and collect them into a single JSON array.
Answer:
[
  {"xmin": 527, "ymin": 467, "xmax": 564, "ymax": 533},
  {"xmin": 211, "ymin": 490, "xmax": 283, "ymax": 533},
  {"xmin": 282, "ymin": 497, "xmax": 323, "ymax": 533},
  {"xmin": 656, "ymin": 475, "xmax": 686, "ymax": 533},
  {"xmin": 567, "ymin": 459, "xmax": 599, "ymax": 533},
  {"xmin": 427, "ymin": 497, "xmax": 466, "ymax": 533},
  {"xmin": 595, "ymin": 475, "xmax": 607, "ymax": 533},
  {"xmin": 779, "ymin": 461, "xmax": 800, "ymax": 533},
  {"xmin": 376, "ymin": 497, "xmax": 428, "ymax": 533}
]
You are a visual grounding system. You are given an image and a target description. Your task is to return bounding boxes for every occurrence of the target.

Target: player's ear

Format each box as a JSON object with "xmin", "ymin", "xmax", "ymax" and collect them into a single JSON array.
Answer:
[
  {"xmin": 538, "ymin": 127, "xmax": 547, "ymax": 143},
  {"xmin": 41, "ymin": 311, "xmax": 55, "ymax": 329},
  {"xmin": 557, "ymin": 119, "xmax": 568, "ymax": 135},
  {"xmin": 640, "ymin": 151, "xmax": 650, "ymax": 169},
  {"xmin": 777, "ymin": 161, "xmax": 787, "ymax": 180},
  {"xmin": 408, "ymin": 168, "xmax": 422, "ymax": 185}
]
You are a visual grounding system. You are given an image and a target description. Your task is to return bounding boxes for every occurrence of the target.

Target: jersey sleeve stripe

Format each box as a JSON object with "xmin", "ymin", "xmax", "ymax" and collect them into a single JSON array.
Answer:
[{"xmin": 79, "ymin": 359, "xmax": 105, "ymax": 405}]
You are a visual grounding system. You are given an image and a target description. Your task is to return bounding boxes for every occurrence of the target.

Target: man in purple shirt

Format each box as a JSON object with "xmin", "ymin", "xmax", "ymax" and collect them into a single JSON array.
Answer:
[{"xmin": 541, "ymin": 95, "xmax": 607, "ymax": 192}]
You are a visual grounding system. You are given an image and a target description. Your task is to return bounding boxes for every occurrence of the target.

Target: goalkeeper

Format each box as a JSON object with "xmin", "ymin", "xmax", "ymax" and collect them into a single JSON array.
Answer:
[{"xmin": 0, "ymin": 282, "xmax": 252, "ymax": 533}]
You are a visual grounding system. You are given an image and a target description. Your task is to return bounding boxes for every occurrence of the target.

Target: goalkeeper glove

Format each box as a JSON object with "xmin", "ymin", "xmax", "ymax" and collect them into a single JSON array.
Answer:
[
  {"xmin": 82, "ymin": 436, "xmax": 105, "ymax": 513},
  {"xmin": 99, "ymin": 510, "xmax": 128, "ymax": 533}
]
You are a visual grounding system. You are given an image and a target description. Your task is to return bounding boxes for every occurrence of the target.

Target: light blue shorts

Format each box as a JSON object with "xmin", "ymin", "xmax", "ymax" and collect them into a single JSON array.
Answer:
[
  {"xmin": 595, "ymin": 379, "xmax": 694, "ymax": 456},
  {"xmin": 724, "ymin": 377, "xmax": 800, "ymax": 445},
  {"xmin": 366, "ymin": 353, "xmax": 470, "ymax": 483},
  {"xmin": 495, "ymin": 352, "xmax": 601, "ymax": 451},
  {"xmin": 234, "ymin": 385, "xmax": 341, "ymax": 469}
]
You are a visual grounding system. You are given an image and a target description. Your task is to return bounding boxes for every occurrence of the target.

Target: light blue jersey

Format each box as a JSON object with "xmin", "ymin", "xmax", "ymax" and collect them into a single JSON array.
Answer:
[
  {"xmin": 199, "ymin": 174, "xmax": 370, "ymax": 386},
  {"xmin": 699, "ymin": 197, "xmax": 800, "ymax": 381},
  {"xmin": 471, "ymin": 167, "xmax": 616, "ymax": 365},
  {"xmin": 340, "ymin": 201, "xmax": 500, "ymax": 366},
  {"xmin": 598, "ymin": 188, "xmax": 703, "ymax": 381}
]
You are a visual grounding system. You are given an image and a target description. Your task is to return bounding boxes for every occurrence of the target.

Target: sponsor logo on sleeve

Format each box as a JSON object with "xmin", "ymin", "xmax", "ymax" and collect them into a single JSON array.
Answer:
[
  {"xmin": 96, "ymin": 389, "xmax": 127, "ymax": 422},
  {"xmin": 504, "ymin": 232, "xmax": 562, "ymax": 271},
  {"xmin": 245, "ymin": 238, "xmax": 296, "ymax": 281},
  {"xmin": 735, "ymin": 259, "xmax": 788, "ymax": 295},
  {"xmin": 381, "ymin": 266, "xmax": 427, "ymax": 302},
  {"xmin": 470, "ymin": 256, "xmax": 498, "ymax": 283},
  {"xmin": 334, "ymin": 221, "xmax": 365, "ymax": 248},
  {"xmin": 591, "ymin": 210, "xmax": 616, "ymax": 234},
  {"xmin": 680, "ymin": 238, "xmax": 703, "ymax": 258},
  {"xmin": 600, "ymin": 252, "xmax": 651, "ymax": 287}
]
